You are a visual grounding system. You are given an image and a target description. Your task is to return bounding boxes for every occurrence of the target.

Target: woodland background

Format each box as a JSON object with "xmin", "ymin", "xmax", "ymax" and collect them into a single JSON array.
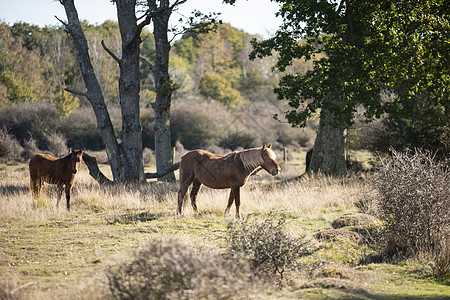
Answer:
[{"xmin": 0, "ymin": 20, "xmax": 435, "ymax": 163}]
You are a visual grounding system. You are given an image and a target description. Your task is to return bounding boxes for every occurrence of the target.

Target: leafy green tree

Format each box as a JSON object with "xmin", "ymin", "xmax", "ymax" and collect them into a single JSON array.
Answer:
[
  {"xmin": 199, "ymin": 71, "xmax": 244, "ymax": 109},
  {"xmin": 250, "ymin": 0, "xmax": 449, "ymax": 174},
  {"xmin": 55, "ymin": 87, "xmax": 79, "ymax": 116}
]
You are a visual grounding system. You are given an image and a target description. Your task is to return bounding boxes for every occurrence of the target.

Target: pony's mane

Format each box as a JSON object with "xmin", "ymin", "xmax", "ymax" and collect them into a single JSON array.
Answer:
[{"xmin": 224, "ymin": 147, "xmax": 276, "ymax": 172}]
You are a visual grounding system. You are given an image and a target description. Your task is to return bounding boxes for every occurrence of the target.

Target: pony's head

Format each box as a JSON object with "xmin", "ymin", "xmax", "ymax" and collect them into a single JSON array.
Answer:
[
  {"xmin": 70, "ymin": 149, "xmax": 83, "ymax": 174},
  {"xmin": 260, "ymin": 144, "xmax": 281, "ymax": 176}
]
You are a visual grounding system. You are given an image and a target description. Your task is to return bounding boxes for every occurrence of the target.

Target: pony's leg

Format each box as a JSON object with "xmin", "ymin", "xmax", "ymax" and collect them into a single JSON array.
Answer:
[
  {"xmin": 177, "ymin": 184, "xmax": 189, "ymax": 215},
  {"xmin": 33, "ymin": 178, "xmax": 42, "ymax": 200},
  {"xmin": 65, "ymin": 184, "xmax": 72, "ymax": 211},
  {"xmin": 224, "ymin": 189, "xmax": 235, "ymax": 215},
  {"xmin": 233, "ymin": 187, "xmax": 241, "ymax": 218},
  {"xmin": 30, "ymin": 177, "xmax": 37, "ymax": 199},
  {"xmin": 56, "ymin": 184, "xmax": 64, "ymax": 207},
  {"xmin": 177, "ymin": 176, "xmax": 194, "ymax": 215},
  {"xmin": 190, "ymin": 178, "xmax": 201, "ymax": 212}
]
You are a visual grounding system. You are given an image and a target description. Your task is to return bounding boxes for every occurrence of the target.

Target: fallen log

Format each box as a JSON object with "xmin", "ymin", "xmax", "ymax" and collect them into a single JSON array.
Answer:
[
  {"xmin": 145, "ymin": 162, "xmax": 180, "ymax": 179},
  {"xmin": 82, "ymin": 152, "xmax": 180, "ymax": 184},
  {"xmin": 82, "ymin": 152, "xmax": 113, "ymax": 185}
]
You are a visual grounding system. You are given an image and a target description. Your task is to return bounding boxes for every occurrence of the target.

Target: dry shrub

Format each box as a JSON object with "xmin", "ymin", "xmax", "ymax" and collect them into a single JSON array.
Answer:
[
  {"xmin": 227, "ymin": 212, "xmax": 316, "ymax": 283},
  {"xmin": 45, "ymin": 132, "xmax": 68, "ymax": 156},
  {"xmin": 106, "ymin": 239, "xmax": 258, "ymax": 300},
  {"xmin": 373, "ymin": 149, "xmax": 449, "ymax": 259},
  {"xmin": 21, "ymin": 137, "xmax": 40, "ymax": 160},
  {"xmin": 142, "ymin": 147, "xmax": 155, "ymax": 167},
  {"xmin": 432, "ymin": 238, "xmax": 450, "ymax": 281},
  {"xmin": 0, "ymin": 126, "xmax": 23, "ymax": 161}
]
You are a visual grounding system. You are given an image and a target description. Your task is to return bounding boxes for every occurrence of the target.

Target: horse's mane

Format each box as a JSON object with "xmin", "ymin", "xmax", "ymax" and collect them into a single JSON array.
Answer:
[{"xmin": 224, "ymin": 147, "xmax": 276, "ymax": 172}]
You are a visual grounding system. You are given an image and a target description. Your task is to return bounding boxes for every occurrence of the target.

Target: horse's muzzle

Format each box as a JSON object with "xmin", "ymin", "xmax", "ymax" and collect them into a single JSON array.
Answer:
[
  {"xmin": 72, "ymin": 169, "xmax": 77, "ymax": 174},
  {"xmin": 271, "ymin": 168, "xmax": 281, "ymax": 176}
]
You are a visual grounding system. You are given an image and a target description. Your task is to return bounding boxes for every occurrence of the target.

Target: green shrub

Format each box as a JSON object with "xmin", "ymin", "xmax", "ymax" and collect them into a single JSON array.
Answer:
[
  {"xmin": 373, "ymin": 149, "xmax": 449, "ymax": 258},
  {"xmin": 227, "ymin": 212, "xmax": 316, "ymax": 283},
  {"xmin": 106, "ymin": 239, "xmax": 258, "ymax": 300},
  {"xmin": 199, "ymin": 72, "xmax": 244, "ymax": 109}
]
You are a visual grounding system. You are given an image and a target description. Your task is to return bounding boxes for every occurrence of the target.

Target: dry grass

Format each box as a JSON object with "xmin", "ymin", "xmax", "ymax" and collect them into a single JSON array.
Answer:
[{"xmin": 0, "ymin": 159, "xmax": 448, "ymax": 299}]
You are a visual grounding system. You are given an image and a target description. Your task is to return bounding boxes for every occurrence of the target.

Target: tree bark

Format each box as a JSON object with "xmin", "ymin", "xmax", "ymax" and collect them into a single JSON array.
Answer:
[
  {"xmin": 116, "ymin": 0, "xmax": 145, "ymax": 182},
  {"xmin": 309, "ymin": 108, "xmax": 347, "ymax": 176},
  {"xmin": 60, "ymin": 0, "xmax": 122, "ymax": 182},
  {"xmin": 149, "ymin": 0, "xmax": 176, "ymax": 182}
]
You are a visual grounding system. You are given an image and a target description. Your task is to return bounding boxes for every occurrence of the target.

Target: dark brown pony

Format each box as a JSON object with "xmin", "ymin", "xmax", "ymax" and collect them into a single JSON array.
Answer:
[
  {"xmin": 177, "ymin": 144, "xmax": 280, "ymax": 218},
  {"xmin": 29, "ymin": 150, "xmax": 83, "ymax": 210}
]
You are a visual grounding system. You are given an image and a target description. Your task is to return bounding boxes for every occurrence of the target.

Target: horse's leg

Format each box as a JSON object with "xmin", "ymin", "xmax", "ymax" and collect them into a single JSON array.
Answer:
[
  {"xmin": 30, "ymin": 177, "xmax": 37, "ymax": 199},
  {"xmin": 224, "ymin": 189, "xmax": 235, "ymax": 215},
  {"xmin": 177, "ymin": 176, "xmax": 193, "ymax": 215},
  {"xmin": 56, "ymin": 184, "xmax": 64, "ymax": 208},
  {"xmin": 190, "ymin": 178, "xmax": 201, "ymax": 212},
  {"xmin": 33, "ymin": 178, "xmax": 42, "ymax": 200},
  {"xmin": 233, "ymin": 187, "xmax": 241, "ymax": 218},
  {"xmin": 65, "ymin": 184, "xmax": 72, "ymax": 211}
]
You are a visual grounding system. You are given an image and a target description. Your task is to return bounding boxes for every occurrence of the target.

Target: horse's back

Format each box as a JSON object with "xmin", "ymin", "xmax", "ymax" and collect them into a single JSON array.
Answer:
[
  {"xmin": 29, "ymin": 154, "xmax": 69, "ymax": 184},
  {"xmin": 30, "ymin": 154, "xmax": 51, "ymax": 177},
  {"xmin": 180, "ymin": 150, "xmax": 235, "ymax": 189}
]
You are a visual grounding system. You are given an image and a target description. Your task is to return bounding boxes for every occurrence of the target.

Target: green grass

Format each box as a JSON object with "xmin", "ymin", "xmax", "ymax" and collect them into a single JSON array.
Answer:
[{"xmin": 0, "ymin": 157, "xmax": 449, "ymax": 299}]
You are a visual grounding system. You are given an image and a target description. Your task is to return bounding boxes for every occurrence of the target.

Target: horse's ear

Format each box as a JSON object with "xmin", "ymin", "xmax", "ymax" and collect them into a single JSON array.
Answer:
[{"xmin": 268, "ymin": 144, "xmax": 272, "ymax": 149}]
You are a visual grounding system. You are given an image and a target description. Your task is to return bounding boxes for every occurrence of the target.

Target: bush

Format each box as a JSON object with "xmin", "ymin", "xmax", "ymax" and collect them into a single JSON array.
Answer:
[
  {"xmin": 373, "ymin": 149, "xmax": 449, "ymax": 258},
  {"xmin": 21, "ymin": 137, "xmax": 40, "ymax": 160},
  {"xmin": 0, "ymin": 126, "xmax": 23, "ymax": 161},
  {"xmin": 45, "ymin": 132, "xmax": 68, "ymax": 156},
  {"xmin": 432, "ymin": 238, "xmax": 450, "ymax": 281},
  {"xmin": 227, "ymin": 212, "xmax": 316, "ymax": 283},
  {"xmin": 170, "ymin": 100, "xmax": 224, "ymax": 149},
  {"xmin": 106, "ymin": 239, "xmax": 258, "ymax": 300},
  {"xmin": 220, "ymin": 130, "xmax": 259, "ymax": 150},
  {"xmin": 0, "ymin": 102, "xmax": 60, "ymax": 150}
]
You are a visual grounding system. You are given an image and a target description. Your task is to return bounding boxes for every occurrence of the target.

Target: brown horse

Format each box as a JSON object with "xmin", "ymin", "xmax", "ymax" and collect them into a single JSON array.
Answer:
[
  {"xmin": 177, "ymin": 144, "xmax": 280, "ymax": 218},
  {"xmin": 29, "ymin": 149, "xmax": 83, "ymax": 210}
]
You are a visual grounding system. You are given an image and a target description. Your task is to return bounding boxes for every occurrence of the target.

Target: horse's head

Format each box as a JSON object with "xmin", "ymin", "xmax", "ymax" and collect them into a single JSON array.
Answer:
[
  {"xmin": 70, "ymin": 149, "xmax": 83, "ymax": 174},
  {"xmin": 260, "ymin": 144, "xmax": 281, "ymax": 176}
]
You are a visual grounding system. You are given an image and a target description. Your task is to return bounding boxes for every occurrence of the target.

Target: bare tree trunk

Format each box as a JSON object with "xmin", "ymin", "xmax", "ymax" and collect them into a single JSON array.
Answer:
[
  {"xmin": 309, "ymin": 108, "xmax": 347, "ymax": 176},
  {"xmin": 59, "ymin": 0, "xmax": 122, "ymax": 182},
  {"xmin": 116, "ymin": 0, "xmax": 145, "ymax": 182},
  {"xmin": 150, "ymin": 0, "xmax": 176, "ymax": 182}
]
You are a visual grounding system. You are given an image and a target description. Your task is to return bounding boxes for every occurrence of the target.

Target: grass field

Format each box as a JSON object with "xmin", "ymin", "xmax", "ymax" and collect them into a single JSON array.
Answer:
[{"xmin": 0, "ymin": 152, "xmax": 449, "ymax": 299}]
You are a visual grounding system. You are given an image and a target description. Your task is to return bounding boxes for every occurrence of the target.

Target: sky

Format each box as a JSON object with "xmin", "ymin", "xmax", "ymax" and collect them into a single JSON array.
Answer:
[{"xmin": 0, "ymin": 0, "xmax": 282, "ymax": 38}]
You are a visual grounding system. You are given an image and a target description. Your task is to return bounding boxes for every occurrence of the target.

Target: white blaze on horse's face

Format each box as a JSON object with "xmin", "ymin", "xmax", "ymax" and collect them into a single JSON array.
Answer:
[{"xmin": 261, "ymin": 145, "xmax": 281, "ymax": 176}]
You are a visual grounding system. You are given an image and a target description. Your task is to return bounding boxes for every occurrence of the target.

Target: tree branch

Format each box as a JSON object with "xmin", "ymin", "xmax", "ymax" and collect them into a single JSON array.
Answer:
[
  {"xmin": 145, "ymin": 162, "xmax": 180, "ymax": 179},
  {"xmin": 65, "ymin": 87, "xmax": 87, "ymax": 98},
  {"xmin": 54, "ymin": 15, "xmax": 71, "ymax": 34},
  {"xmin": 101, "ymin": 40, "xmax": 121, "ymax": 65},
  {"xmin": 139, "ymin": 56, "xmax": 154, "ymax": 70},
  {"xmin": 124, "ymin": 10, "xmax": 153, "ymax": 49}
]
